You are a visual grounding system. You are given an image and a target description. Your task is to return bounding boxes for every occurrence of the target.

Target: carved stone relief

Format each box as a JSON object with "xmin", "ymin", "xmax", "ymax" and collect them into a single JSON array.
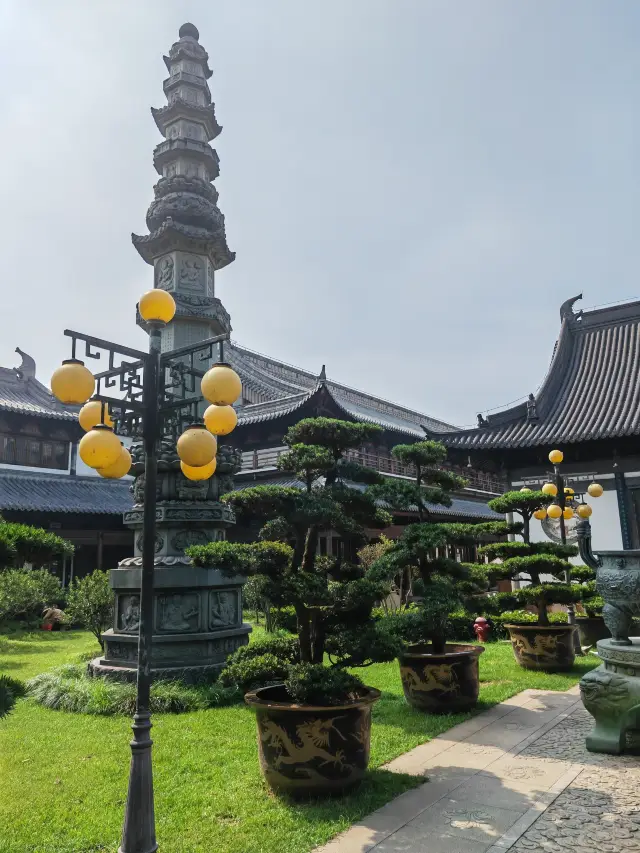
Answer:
[
  {"xmin": 107, "ymin": 642, "xmax": 137, "ymax": 662},
  {"xmin": 176, "ymin": 477, "xmax": 210, "ymax": 501},
  {"xmin": 207, "ymin": 261, "xmax": 214, "ymax": 297},
  {"xmin": 210, "ymin": 590, "xmax": 239, "ymax": 629},
  {"xmin": 118, "ymin": 595, "xmax": 140, "ymax": 633},
  {"xmin": 135, "ymin": 532, "xmax": 164, "ymax": 554},
  {"xmin": 157, "ymin": 593, "xmax": 200, "ymax": 633},
  {"xmin": 170, "ymin": 529, "xmax": 211, "ymax": 551},
  {"xmin": 179, "ymin": 254, "xmax": 205, "ymax": 291},
  {"xmin": 155, "ymin": 255, "xmax": 175, "ymax": 290}
]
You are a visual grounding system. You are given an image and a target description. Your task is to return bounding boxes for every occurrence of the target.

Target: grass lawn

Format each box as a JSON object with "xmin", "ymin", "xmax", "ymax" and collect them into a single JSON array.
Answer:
[{"xmin": 0, "ymin": 629, "xmax": 597, "ymax": 853}]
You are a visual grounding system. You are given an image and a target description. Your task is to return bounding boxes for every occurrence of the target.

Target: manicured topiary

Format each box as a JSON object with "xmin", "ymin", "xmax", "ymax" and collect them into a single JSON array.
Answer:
[
  {"xmin": 188, "ymin": 417, "xmax": 401, "ymax": 705},
  {"xmin": 475, "ymin": 490, "xmax": 581, "ymax": 625},
  {"xmin": 370, "ymin": 440, "xmax": 511, "ymax": 652}
]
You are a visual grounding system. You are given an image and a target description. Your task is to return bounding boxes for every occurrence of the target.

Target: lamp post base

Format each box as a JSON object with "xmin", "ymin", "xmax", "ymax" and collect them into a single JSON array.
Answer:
[{"xmin": 119, "ymin": 712, "xmax": 158, "ymax": 853}]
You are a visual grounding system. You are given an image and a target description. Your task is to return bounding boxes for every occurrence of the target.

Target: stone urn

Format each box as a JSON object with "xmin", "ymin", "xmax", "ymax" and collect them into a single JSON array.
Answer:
[{"xmin": 576, "ymin": 519, "xmax": 640, "ymax": 754}]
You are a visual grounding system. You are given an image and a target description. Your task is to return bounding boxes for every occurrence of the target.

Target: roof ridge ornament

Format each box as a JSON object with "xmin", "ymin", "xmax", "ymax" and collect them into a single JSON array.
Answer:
[
  {"xmin": 13, "ymin": 347, "xmax": 36, "ymax": 381},
  {"xmin": 318, "ymin": 364, "xmax": 327, "ymax": 382},
  {"xmin": 526, "ymin": 392, "xmax": 539, "ymax": 422},
  {"xmin": 560, "ymin": 293, "xmax": 583, "ymax": 323}
]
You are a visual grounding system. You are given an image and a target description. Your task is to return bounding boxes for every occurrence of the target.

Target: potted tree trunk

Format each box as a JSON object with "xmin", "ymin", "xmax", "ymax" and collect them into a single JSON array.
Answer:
[
  {"xmin": 188, "ymin": 418, "xmax": 400, "ymax": 797},
  {"xmin": 477, "ymin": 490, "xmax": 581, "ymax": 672},
  {"xmin": 371, "ymin": 440, "xmax": 509, "ymax": 713}
]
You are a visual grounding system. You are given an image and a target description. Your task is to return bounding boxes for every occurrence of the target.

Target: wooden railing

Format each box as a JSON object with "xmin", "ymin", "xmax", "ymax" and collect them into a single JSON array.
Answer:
[{"xmin": 240, "ymin": 447, "xmax": 506, "ymax": 495}]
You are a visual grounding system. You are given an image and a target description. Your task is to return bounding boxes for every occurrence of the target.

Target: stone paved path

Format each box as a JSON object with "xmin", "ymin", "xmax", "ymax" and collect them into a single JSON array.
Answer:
[{"xmin": 315, "ymin": 687, "xmax": 640, "ymax": 853}]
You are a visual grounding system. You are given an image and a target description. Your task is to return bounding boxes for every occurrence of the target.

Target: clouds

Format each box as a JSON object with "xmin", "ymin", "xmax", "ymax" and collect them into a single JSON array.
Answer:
[{"xmin": 1, "ymin": 0, "xmax": 638, "ymax": 425}]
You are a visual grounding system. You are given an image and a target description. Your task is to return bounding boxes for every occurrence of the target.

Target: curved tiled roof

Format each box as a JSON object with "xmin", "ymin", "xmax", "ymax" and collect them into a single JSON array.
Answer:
[
  {"xmin": 0, "ymin": 369, "xmax": 78, "ymax": 421},
  {"xmin": 0, "ymin": 471, "xmax": 132, "ymax": 514},
  {"xmin": 444, "ymin": 297, "xmax": 640, "ymax": 449},
  {"xmin": 229, "ymin": 342, "xmax": 455, "ymax": 437}
]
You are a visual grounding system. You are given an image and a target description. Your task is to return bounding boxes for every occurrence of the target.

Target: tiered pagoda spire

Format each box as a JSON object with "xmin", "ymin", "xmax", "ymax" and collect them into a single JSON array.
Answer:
[{"xmin": 133, "ymin": 23, "xmax": 234, "ymax": 352}]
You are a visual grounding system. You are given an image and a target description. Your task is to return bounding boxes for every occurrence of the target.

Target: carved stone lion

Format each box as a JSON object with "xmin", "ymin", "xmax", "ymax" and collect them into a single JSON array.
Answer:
[{"xmin": 580, "ymin": 668, "xmax": 630, "ymax": 715}]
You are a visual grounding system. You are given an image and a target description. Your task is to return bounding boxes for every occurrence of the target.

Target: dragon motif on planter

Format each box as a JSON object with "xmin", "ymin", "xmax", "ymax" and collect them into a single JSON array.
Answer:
[
  {"xmin": 400, "ymin": 663, "xmax": 459, "ymax": 696},
  {"xmin": 259, "ymin": 717, "xmax": 351, "ymax": 770},
  {"xmin": 511, "ymin": 632, "xmax": 560, "ymax": 659}
]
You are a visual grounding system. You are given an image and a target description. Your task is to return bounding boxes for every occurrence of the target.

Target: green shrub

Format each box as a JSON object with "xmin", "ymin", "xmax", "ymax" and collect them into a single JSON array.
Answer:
[
  {"xmin": 0, "ymin": 567, "xmax": 63, "ymax": 625},
  {"xmin": 27, "ymin": 665, "xmax": 241, "ymax": 715},
  {"xmin": 229, "ymin": 633, "xmax": 300, "ymax": 664},
  {"xmin": 446, "ymin": 609, "xmax": 476, "ymax": 641},
  {"xmin": 218, "ymin": 653, "xmax": 289, "ymax": 692},
  {"xmin": 64, "ymin": 570, "xmax": 113, "ymax": 648},
  {"xmin": 285, "ymin": 663, "xmax": 365, "ymax": 706},
  {"xmin": 0, "ymin": 523, "xmax": 73, "ymax": 568},
  {"xmin": 270, "ymin": 605, "xmax": 297, "ymax": 633},
  {"xmin": 0, "ymin": 674, "xmax": 26, "ymax": 719}
]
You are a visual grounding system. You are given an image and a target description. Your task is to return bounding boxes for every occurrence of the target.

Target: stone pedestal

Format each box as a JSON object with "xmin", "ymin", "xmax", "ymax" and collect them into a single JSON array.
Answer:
[
  {"xmin": 90, "ymin": 564, "xmax": 250, "ymax": 682},
  {"xmin": 580, "ymin": 638, "xmax": 640, "ymax": 754},
  {"xmin": 89, "ymin": 442, "xmax": 250, "ymax": 683}
]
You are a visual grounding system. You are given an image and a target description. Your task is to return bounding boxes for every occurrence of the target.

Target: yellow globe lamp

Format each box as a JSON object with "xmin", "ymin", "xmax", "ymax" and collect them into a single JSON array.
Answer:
[
  {"xmin": 541, "ymin": 482, "xmax": 558, "ymax": 497},
  {"xmin": 520, "ymin": 487, "xmax": 532, "ymax": 492},
  {"xmin": 533, "ymin": 508, "xmax": 547, "ymax": 520},
  {"xmin": 138, "ymin": 289, "xmax": 176, "ymax": 324},
  {"xmin": 98, "ymin": 446, "xmax": 132, "ymax": 479},
  {"xmin": 588, "ymin": 482, "xmax": 604, "ymax": 498},
  {"xmin": 563, "ymin": 507, "xmax": 574, "ymax": 520},
  {"xmin": 180, "ymin": 458, "xmax": 217, "ymax": 481},
  {"xmin": 51, "ymin": 359, "xmax": 95, "ymax": 405},
  {"xmin": 547, "ymin": 503, "xmax": 562, "ymax": 519},
  {"xmin": 78, "ymin": 425, "xmax": 122, "ymax": 470},
  {"xmin": 577, "ymin": 503, "xmax": 593, "ymax": 519},
  {"xmin": 204, "ymin": 404, "xmax": 238, "ymax": 436},
  {"xmin": 564, "ymin": 487, "xmax": 574, "ymax": 496},
  {"xmin": 78, "ymin": 400, "xmax": 114, "ymax": 432},
  {"xmin": 177, "ymin": 424, "xmax": 217, "ymax": 468},
  {"xmin": 201, "ymin": 363, "xmax": 242, "ymax": 405},
  {"xmin": 549, "ymin": 449, "xmax": 564, "ymax": 465}
]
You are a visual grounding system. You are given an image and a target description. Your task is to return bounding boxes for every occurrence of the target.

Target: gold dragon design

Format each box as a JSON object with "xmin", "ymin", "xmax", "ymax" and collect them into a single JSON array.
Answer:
[
  {"xmin": 511, "ymin": 632, "xmax": 560, "ymax": 660},
  {"xmin": 259, "ymin": 716, "xmax": 353, "ymax": 771},
  {"xmin": 401, "ymin": 663, "xmax": 460, "ymax": 697}
]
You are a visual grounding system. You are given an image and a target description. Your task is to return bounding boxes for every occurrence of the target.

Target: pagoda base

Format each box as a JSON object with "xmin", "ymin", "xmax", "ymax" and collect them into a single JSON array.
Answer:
[
  {"xmin": 91, "ymin": 564, "xmax": 251, "ymax": 684},
  {"xmin": 88, "ymin": 624, "xmax": 251, "ymax": 683}
]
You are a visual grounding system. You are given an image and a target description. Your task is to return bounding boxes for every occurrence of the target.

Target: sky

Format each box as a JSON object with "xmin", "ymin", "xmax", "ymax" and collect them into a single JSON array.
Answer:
[{"xmin": 1, "ymin": 0, "xmax": 639, "ymax": 427}]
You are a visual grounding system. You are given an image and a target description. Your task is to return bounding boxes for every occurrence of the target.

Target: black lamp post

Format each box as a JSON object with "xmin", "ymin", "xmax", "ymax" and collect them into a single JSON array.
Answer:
[
  {"xmin": 51, "ymin": 291, "xmax": 237, "ymax": 853},
  {"xmin": 539, "ymin": 449, "xmax": 603, "ymax": 657}
]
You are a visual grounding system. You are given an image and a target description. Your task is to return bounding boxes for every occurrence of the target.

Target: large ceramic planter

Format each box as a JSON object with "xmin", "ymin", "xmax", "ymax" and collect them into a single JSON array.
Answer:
[
  {"xmin": 577, "ymin": 617, "xmax": 609, "ymax": 647},
  {"xmin": 399, "ymin": 644, "xmax": 484, "ymax": 713},
  {"xmin": 244, "ymin": 684, "xmax": 380, "ymax": 797},
  {"xmin": 505, "ymin": 624, "xmax": 576, "ymax": 672}
]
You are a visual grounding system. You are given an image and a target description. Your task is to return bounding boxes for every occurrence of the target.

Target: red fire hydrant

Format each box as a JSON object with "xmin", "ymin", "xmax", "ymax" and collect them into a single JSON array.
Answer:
[{"xmin": 473, "ymin": 616, "xmax": 491, "ymax": 642}]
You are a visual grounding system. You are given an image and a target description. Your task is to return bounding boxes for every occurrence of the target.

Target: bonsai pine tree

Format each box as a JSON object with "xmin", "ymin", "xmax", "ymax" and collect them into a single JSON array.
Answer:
[
  {"xmin": 474, "ymin": 490, "xmax": 581, "ymax": 626},
  {"xmin": 188, "ymin": 417, "xmax": 401, "ymax": 704},
  {"xmin": 372, "ymin": 441, "xmax": 511, "ymax": 653}
]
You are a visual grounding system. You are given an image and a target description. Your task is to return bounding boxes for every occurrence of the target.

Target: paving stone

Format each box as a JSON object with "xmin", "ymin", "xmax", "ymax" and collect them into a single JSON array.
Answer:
[
  {"xmin": 408, "ymin": 800, "xmax": 525, "ymax": 844},
  {"xmin": 373, "ymin": 826, "xmax": 495, "ymax": 853},
  {"xmin": 315, "ymin": 689, "xmax": 640, "ymax": 853},
  {"xmin": 447, "ymin": 775, "xmax": 543, "ymax": 812}
]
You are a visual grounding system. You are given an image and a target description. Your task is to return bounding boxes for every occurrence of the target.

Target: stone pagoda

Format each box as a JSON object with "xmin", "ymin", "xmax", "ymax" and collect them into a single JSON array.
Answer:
[{"xmin": 90, "ymin": 24, "xmax": 250, "ymax": 683}]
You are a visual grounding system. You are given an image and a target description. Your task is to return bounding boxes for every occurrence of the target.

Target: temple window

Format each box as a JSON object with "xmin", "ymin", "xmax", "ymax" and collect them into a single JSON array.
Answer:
[{"xmin": 0, "ymin": 432, "xmax": 69, "ymax": 470}]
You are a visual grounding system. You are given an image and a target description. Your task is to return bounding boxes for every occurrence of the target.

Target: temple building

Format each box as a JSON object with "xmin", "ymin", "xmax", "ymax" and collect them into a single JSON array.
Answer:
[
  {"xmin": 443, "ymin": 295, "xmax": 640, "ymax": 549},
  {"xmin": 0, "ymin": 349, "xmax": 132, "ymax": 581}
]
